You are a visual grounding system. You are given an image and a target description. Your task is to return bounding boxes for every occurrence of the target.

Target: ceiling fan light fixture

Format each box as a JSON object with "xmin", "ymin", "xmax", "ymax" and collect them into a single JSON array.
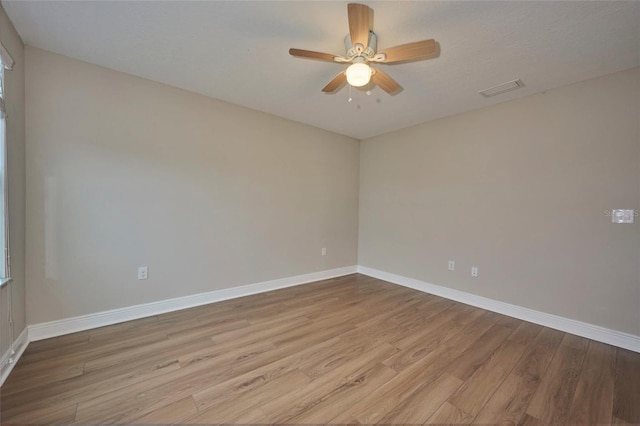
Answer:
[
  {"xmin": 346, "ymin": 62, "xmax": 372, "ymax": 87},
  {"xmin": 289, "ymin": 3, "xmax": 438, "ymax": 95}
]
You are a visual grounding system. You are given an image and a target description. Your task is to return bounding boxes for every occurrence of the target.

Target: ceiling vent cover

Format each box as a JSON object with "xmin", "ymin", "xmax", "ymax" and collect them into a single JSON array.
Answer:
[{"xmin": 479, "ymin": 79, "xmax": 525, "ymax": 97}]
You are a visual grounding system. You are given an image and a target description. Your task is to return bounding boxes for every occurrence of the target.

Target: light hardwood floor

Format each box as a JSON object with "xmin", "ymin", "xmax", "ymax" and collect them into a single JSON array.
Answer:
[{"xmin": 1, "ymin": 274, "xmax": 639, "ymax": 424}]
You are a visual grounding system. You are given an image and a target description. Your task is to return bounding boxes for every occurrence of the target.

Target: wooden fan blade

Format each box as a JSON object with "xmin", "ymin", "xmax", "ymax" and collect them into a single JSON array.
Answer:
[
  {"xmin": 289, "ymin": 48, "xmax": 339, "ymax": 62},
  {"xmin": 378, "ymin": 39, "xmax": 439, "ymax": 63},
  {"xmin": 371, "ymin": 68, "xmax": 402, "ymax": 95},
  {"xmin": 348, "ymin": 3, "xmax": 370, "ymax": 49},
  {"xmin": 322, "ymin": 72, "xmax": 347, "ymax": 93}
]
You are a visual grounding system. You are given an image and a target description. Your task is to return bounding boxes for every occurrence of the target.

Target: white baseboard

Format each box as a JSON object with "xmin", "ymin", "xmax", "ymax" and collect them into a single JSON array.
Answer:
[
  {"xmin": 358, "ymin": 266, "xmax": 640, "ymax": 353},
  {"xmin": 24, "ymin": 263, "xmax": 640, "ymax": 353},
  {"xmin": 0, "ymin": 327, "xmax": 29, "ymax": 387},
  {"xmin": 28, "ymin": 265, "xmax": 357, "ymax": 342}
]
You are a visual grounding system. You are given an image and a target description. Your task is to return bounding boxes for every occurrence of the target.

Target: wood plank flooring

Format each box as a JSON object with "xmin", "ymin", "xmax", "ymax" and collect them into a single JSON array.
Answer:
[{"xmin": 1, "ymin": 273, "xmax": 638, "ymax": 424}]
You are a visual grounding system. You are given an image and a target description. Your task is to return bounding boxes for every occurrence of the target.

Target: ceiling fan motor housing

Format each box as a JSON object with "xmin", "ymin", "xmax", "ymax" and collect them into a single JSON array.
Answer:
[{"xmin": 344, "ymin": 32, "xmax": 377, "ymax": 59}]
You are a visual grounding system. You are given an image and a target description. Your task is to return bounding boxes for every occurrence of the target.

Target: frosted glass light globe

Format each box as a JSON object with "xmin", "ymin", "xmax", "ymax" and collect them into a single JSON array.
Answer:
[{"xmin": 346, "ymin": 63, "xmax": 372, "ymax": 87}]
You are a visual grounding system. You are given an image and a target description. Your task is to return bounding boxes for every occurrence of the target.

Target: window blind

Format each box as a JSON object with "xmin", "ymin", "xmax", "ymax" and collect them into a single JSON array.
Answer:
[
  {"xmin": 0, "ymin": 42, "xmax": 14, "ymax": 118},
  {"xmin": 0, "ymin": 41, "xmax": 12, "ymax": 283}
]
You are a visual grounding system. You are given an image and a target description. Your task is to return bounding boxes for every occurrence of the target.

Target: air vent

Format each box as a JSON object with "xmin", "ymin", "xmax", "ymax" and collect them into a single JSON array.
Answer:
[{"xmin": 479, "ymin": 79, "xmax": 525, "ymax": 98}]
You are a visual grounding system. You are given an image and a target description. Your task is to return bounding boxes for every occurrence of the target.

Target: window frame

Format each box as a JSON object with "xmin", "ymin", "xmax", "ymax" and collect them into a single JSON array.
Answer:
[{"xmin": 0, "ymin": 42, "xmax": 14, "ymax": 288}]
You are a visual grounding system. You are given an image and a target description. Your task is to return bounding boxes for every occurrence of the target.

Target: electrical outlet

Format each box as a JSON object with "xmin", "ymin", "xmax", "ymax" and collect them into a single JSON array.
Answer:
[
  {"xmin": 321, "ymin": 248, "xmax": 327, "ymax": 256},
  {"xmin": 138, "ymin": 266, "xmax": 148, "ymax": 280},
  {"xmin": 448, "ymin": 260, "xmax": 455, "ymax": 271},
  {"xmin": 471, "ymin": 267, "xmax": 478, "ymax": 277}
]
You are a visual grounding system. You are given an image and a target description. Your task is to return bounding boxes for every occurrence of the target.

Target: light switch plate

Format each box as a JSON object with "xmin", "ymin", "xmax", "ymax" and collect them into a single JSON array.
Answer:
[{"xmin": 611, "ymin": 209, "xmax": 635, "ymax": 224}]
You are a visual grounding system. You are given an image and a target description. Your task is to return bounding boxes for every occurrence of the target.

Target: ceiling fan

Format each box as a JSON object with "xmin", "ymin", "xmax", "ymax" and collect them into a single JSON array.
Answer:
[{"xmin": 289, "ymin": 3, "xmax": 440, "ymax": 95}]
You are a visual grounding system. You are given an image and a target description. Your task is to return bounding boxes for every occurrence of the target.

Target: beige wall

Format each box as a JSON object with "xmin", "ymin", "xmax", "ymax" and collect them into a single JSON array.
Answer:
[
  {"xmin": 359, "ymin": 68, "xmax": 640, "ymax": 335},
  {"xmin": 0, "ymin": 5, "xmax": 25, "ymax": 358},
  {"xmin": 25, "ymin": 47, "xmax": 359, "ymax": 324},
  {"xmin": 21, "ymin": 46, "xmax": 640, "ymax": 337}
]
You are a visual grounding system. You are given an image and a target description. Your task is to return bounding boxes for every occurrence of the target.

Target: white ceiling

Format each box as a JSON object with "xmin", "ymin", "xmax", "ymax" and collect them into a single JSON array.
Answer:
[{"xmin": 3, "ymin": 1, "xmax": 639, "ymax": 139}]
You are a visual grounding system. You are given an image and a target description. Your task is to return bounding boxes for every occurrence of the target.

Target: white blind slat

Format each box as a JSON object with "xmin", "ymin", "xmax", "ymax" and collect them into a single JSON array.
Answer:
[{"xmin": 0, "ymin": 42, "xmax": 14, "ymax": 71}]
